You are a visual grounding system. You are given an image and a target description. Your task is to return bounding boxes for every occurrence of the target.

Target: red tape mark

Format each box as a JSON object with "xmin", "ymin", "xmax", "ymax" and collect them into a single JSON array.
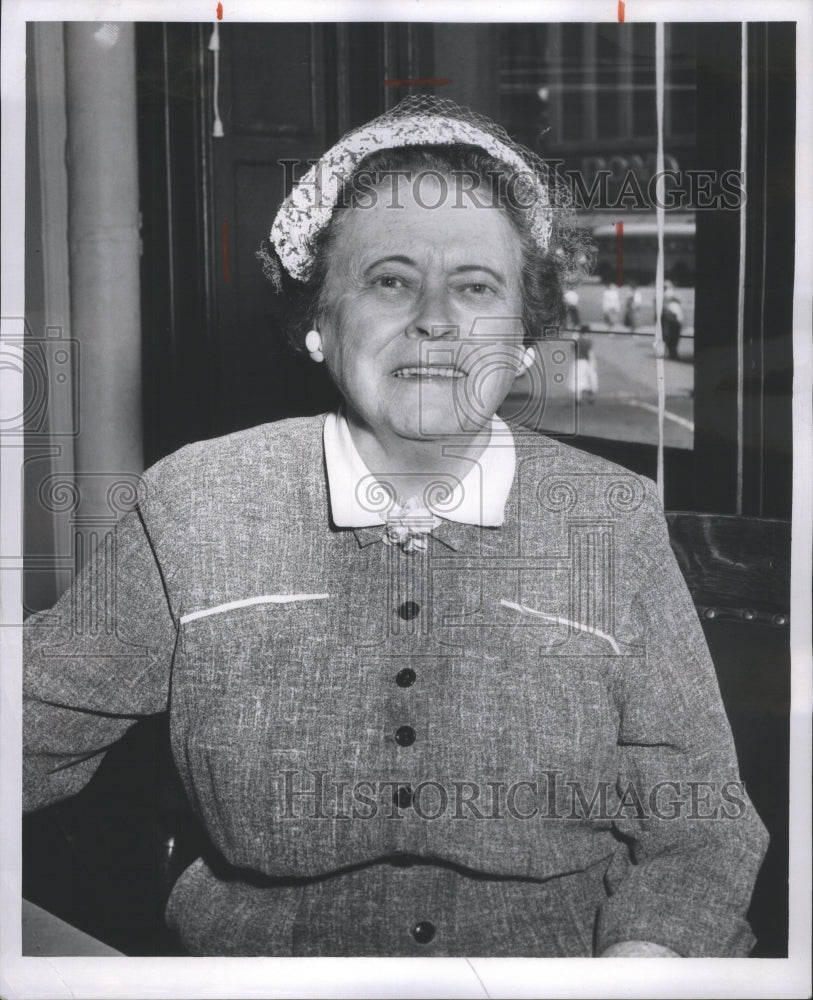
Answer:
[
  {"xmin": 216, "ymin": 2, "xmax": 223, "ymax": 20},
  {"xmin": 221, "ymin": 218, "xmax": 231, "ymax": 286},
  {"xmin": 615, "ymin": 221, "xmax": 624, "ymax": 286},
  {"xmin": 618, "ymin": 1, "xmax": 625, "ymax": 22}
]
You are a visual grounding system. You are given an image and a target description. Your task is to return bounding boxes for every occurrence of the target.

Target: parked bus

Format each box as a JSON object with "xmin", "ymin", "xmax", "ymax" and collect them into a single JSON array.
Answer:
[{"xmin": 592, "ymin": 214, "xmax": 695, "ymax": 286}]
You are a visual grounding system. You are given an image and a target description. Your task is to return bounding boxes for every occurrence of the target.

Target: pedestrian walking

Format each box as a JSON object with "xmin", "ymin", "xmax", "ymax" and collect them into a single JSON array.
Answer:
[
  {"xmin": 624, "ymin": 283, "xmax": 642, "ymax": 330},
  {"xmin": 601, "ymin": 283, "xmax": 621, "ymax": 327},
  {"xmin": 661, "ymin": 281, "xmax": 683, "ymax": 359},
  {"xmin": 563, "ymin": 288, "xmax": 581, "ymax": 330},
  {"xmin": 569, "ymin": 327, "xmax": 598, "ymax": 403}
]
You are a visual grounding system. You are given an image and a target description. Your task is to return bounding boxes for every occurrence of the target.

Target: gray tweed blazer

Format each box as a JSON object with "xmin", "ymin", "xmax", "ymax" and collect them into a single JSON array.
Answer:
[{"xmin": 23, "ymin": 415, "xmax": 768, "ymax": 956}]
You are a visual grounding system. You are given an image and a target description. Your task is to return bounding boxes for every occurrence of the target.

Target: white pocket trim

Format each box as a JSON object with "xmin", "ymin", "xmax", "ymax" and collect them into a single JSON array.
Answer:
[
  {"xmin": 180, "ymin": 594, "xmax": 329, "ymax": 625},
  {"xmin": 499, "ymin": 599, "xmax": 621, "ymax": 655}
]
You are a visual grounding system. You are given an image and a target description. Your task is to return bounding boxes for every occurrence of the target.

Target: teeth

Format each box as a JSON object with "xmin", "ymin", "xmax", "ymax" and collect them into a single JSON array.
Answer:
[{"xmin": 393, "ymin": 367, "xmax": 465, "ymax": 379}]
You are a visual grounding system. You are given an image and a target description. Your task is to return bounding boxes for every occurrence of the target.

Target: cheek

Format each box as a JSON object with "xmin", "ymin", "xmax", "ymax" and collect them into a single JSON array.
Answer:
[
  {"xmin": 321, "ymin": 300, "xmax": 375, "ymax": 384},
  {"xmin": 459, "ymin": 308, "xmax": 525, "ymax": 355},
  {"xmin": 463, "ymin": 337, "xmax": 526, "ymax": 401}
]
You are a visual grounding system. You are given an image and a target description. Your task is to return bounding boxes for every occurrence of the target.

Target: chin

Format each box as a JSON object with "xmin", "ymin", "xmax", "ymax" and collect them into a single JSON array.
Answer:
[{"xmin": 388, "ymin": 404, "xmax": 492, "ymax": 441}]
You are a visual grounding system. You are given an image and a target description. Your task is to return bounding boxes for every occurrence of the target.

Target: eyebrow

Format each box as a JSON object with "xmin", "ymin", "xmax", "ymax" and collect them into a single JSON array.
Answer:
[{"xmin": 362, "ymin": 255, "xmax": 417, "ymax": 275}]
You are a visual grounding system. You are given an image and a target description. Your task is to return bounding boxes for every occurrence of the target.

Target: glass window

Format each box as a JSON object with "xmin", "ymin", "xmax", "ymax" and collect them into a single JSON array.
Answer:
[
  {"xmin": 632, "ymin": 24, "xmax": 656, "ymax": 136},
  {"xmin": 561, "ymin": 24, "xmax": 586, "ymax": 142},
  {"xmin": 499, "ymin": 23, "xmax": 696, "ymax": 453},
  {"xmin": 668, "ymin": 24, "xmax": 697, "ymax": 136},
  {"xmin": 596, "ymin": 26, "xmax": 622, "ymax": 139}
]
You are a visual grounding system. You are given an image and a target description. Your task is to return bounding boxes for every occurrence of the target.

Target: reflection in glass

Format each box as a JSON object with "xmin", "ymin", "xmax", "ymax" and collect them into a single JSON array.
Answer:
[{"xmin": 499, "ymin": 23, "xmax": 697, "ymax": 451}]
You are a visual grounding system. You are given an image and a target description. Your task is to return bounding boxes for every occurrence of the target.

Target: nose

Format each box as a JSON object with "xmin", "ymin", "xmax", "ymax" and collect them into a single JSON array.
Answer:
[{"xmin": 405, "ymin": 287, "xmax": 458, "ymax": 341}]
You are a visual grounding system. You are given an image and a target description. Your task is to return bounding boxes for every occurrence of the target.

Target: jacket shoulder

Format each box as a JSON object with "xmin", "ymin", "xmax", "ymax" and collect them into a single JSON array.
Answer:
[
  {"xmin": 509, "ymin": 426, "xmax": 664, "ymax": 541},
  {"xmin": 140, "ymin": 415, "xmax": 326, "ymax": 498},
  {"xmin": 511, "ymin": 425, "xmax": 657, "ymax": 487}
]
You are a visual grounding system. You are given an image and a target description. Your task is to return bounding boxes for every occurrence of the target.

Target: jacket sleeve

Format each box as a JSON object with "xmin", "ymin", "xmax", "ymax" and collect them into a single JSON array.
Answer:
[
  {"xmin": 594, "ymin": 492, "xmax": 769, "ymax": 957},
  {"xmin": 23, "ymin": 501, "xmax": 178, "ymax": 813}
]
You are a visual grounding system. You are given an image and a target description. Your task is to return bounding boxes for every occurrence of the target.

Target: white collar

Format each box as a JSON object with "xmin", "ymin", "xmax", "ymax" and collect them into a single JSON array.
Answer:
[{"xmin": 324, "ymin": 410, "xmax": 515, "ymax": 528}]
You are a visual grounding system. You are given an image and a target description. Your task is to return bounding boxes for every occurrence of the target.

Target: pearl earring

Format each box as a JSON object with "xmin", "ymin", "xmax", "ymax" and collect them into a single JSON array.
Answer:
[{"xmin": 305, "ymin": 329, "xmax": 324, "ymax": 363}]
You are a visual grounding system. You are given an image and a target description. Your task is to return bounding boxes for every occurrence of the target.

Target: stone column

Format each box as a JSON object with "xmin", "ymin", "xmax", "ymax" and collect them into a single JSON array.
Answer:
[{"xmin": 64, "ymin": 22, "xmax": 142, "ymax": 545}]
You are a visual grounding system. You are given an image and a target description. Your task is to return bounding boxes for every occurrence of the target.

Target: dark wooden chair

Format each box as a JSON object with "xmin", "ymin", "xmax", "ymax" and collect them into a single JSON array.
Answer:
[
  {"xmin": 23, "ymin": 513, "xmax": 791, "ymax": 956},
  {"xmin": 23, "ymin": 713, "xmax": 204, "ymax": 955},
  {"xmin": 665, "ymin": 513, "xmax": 790, "ymax": 957}
]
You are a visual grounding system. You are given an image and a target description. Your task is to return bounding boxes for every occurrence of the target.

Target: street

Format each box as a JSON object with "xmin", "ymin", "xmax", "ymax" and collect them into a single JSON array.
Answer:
[
  {"xmin": 501, "ymin": 279, "xmax": 695, "ymax": 449},
  {"xmin": 569, "ymin": 278, "xmax": 695, "ymax": 340}
]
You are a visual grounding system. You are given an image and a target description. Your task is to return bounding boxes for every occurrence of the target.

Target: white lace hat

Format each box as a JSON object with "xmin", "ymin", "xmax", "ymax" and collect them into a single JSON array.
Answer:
[{"xmin": 264, "ymin": 95, "xmax": 557, "ymax": 287}]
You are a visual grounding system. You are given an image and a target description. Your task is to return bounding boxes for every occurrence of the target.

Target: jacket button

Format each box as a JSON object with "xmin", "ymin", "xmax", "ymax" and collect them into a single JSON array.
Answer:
[
  {"xmin": 393, "ymin": 784, "xmax": 413, "ymax": 809},
  {"xmin": 395, "ymin": 667, "xmax": 417, "ymax": 687},
  {"xmin": 395, "ymin": 725, "xmax": 416, "ymax": 746},
  {"xmin": 411, "ymin": 920, "xmax": 436, "ymax": 944},
  {"xmin": 398, "ymin": 600, "xmax": 420, "ymax": 620}
]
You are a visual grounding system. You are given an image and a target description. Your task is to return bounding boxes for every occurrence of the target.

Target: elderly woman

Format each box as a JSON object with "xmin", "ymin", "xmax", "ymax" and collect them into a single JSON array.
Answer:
[{"xmin": 24, "ymin": 97, "xmax": 767, "ymax": 958}]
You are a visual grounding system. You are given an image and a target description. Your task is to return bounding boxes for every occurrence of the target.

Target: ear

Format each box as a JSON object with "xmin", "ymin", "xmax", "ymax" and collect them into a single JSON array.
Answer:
[{"xmin": 516, "ymin": 346, "xmax": 535, "ymax": 375}]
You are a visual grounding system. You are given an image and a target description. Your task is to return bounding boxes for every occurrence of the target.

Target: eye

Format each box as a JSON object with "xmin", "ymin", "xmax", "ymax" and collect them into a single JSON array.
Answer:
[
  {"xmin": 458, "ymin": 281, "xmax": 497, "ymax": 298},
  {"xmin": 372, "ymin": 274, "xmax": 407, "ymax": 290}
]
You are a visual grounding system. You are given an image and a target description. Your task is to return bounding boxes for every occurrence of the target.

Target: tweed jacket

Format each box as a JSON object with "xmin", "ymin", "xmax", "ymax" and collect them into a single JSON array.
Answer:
[{"xmin": 23, "ymin": 414, "xmax": 768, "ymax": 957}]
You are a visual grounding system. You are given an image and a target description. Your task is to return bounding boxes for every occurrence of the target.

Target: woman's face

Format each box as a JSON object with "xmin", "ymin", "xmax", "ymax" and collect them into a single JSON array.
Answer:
[{"xmin": 317, "ymin": 173, "xmax": 527, "ymax": 443}]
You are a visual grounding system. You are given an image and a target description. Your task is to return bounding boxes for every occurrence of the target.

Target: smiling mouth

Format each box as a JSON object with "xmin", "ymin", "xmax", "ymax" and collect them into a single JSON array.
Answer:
[{"xmin": 391, "ymin": 366, "xmax": 466, "ymax": 379}]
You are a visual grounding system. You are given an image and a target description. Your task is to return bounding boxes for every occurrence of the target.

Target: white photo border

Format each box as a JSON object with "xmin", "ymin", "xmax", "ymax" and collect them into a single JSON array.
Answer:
[{"xmin": 2, "ymin": 1, "xmax": 811, "ymax": 997}]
